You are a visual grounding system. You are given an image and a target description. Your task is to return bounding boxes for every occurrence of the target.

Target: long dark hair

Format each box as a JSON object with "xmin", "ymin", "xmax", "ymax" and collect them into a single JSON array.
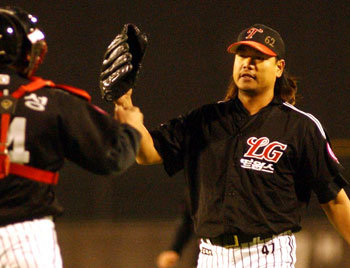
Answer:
[{"xmin": 224, "ymin": 70, "xmax": 298, "ymax": 105}]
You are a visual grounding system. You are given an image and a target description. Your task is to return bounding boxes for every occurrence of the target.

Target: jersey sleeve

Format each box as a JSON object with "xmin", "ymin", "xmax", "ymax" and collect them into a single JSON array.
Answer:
[
  {"xmin": 297, "ymin": 118, "xmax": 348, "ymax": 203},
  {"xmin": 150, "ymin": 115, "xmax": 187, "ymax": 176},
  {"xmin": 56, "ymin": 90, "xmax": 141, "ymax": 175}
]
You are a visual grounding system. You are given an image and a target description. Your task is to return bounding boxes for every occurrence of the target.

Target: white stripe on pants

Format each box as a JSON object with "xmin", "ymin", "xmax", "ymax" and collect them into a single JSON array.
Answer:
[
  {"xmin": 197, "ymin": 234, "xmax": 296, "ymax": 268},
  {"xmin": 0, "ymin": 217, "xmax": 62, "ymax": 268}
]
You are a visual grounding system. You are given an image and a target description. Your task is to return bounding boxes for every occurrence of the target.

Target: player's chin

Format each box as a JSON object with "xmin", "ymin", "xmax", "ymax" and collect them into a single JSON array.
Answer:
[
  {"xmin": 236, "ymin": 80, "xmax": 257, "ymax": 89},
  {"xmin": 238, "ymin": 85, "xmax": 259, "ymax": 94}
]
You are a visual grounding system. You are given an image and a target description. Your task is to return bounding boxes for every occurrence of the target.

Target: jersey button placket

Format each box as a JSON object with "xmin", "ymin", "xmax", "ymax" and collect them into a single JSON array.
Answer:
[{"xmin": 222, "ymin": 137, "xmax": 240, "ymax": 232}]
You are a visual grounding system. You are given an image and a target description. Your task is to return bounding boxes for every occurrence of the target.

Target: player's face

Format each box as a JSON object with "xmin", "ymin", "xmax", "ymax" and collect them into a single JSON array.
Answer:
[{"xmin": 233, "ymin": 46, "xmax": 285, "ymax": 95}]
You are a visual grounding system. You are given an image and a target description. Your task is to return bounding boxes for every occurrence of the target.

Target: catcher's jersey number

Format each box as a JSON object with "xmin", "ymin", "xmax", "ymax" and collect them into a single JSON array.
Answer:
[{"xmin": 7, "ymin": 117, "xmax": 30, "ymax": 164}]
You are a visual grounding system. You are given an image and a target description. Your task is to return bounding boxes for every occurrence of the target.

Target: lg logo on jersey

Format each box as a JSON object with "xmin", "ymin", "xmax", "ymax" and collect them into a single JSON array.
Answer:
[
  {"xmin": 240, "ymin": 137, "xmax": 287, "ymax": 173},
  {"xmin": 244, "ymin": 137, "xmax": 287, "ymax": 162},
  {"xmin": 24, "ymin": 93, "xmax": 48, "ymax": 111}
]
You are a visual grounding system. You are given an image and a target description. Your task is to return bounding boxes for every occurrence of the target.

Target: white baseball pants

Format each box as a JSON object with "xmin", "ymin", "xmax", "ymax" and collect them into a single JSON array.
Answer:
[
  {"xmin": 197, "ymin": 234, "xmax": 296, "ymax": 268},
  {"xmin": 0, "ymin": 217, "xmax": 62, "ymax": 268}
]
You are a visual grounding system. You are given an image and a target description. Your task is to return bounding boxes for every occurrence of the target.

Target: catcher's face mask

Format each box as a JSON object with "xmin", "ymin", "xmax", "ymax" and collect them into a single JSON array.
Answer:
[{"xmin": 0, "ymin": 6, "xmax": 47, "ymax": 77}]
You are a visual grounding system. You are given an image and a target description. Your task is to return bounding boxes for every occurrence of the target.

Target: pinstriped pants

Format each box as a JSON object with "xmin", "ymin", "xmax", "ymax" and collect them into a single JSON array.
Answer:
[
  {"xmin": 0, "ymin": 217, "xmax": 62, "ymax": 268},
  {"xmin": 197, "ymin": 234, "xmax": 296, "ymax": 268}
]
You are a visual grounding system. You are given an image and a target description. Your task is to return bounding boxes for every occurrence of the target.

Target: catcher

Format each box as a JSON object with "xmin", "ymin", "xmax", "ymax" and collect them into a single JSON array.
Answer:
[
  {"xmin": 0, "ymin": 6, "xmax": 143, "ymax": 267},
  {"xmin": 101, "ymin": 24, "xmax": 350, "ymax": 267}
]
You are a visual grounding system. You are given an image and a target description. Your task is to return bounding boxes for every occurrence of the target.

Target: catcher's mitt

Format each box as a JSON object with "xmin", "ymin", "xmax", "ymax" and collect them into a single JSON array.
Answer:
[{"xmin": 100, "ymin": 23, "xmax": 148, "ymax": 102}]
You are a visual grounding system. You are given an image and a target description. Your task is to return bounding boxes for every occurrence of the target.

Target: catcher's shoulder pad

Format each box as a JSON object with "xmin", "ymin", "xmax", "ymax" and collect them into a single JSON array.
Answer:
[
  {"xmin": 54, "ymin": 84, "xmax": 91, "ymax": 102},
  {"xmin": 27, "ymin": 76, "xmax": 91, "ymax": 101}
]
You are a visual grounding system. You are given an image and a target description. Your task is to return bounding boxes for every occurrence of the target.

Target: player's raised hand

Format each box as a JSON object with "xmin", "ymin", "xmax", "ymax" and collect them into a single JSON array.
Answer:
[
  {"xmin": 115, "ymin": 88, "xmax": 133, "ymax": 109},
  {"xmin": 114, "ymin": 105, "xmax": 144, "ymax": 134}
]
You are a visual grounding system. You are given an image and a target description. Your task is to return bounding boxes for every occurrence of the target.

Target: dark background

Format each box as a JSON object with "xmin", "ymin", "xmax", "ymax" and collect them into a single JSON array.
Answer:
[{"xmin": 4, "ymin": 0, "xmax": 349, "ymax": 221}]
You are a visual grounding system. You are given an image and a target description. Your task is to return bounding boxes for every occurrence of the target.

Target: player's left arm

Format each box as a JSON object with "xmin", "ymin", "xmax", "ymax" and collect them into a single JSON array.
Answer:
[{"xmin": 320, "ymin": 189, "xmax": 350, "ymax": 246}]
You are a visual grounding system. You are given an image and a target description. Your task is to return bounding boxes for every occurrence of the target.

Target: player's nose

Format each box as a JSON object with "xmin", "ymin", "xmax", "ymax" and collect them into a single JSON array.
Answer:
[{"xmin": 242, "ymin": 57, "xmax": 254, "ymax": 68}]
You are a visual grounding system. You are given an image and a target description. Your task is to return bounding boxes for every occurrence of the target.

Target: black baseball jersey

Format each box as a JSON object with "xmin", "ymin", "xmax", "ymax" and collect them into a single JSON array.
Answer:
[
  {"xmin": 151, "ymin": 96, "xmax": 348, "ymax": 238},
  {"xmin": 0, "ymin": 69, "xmax": 141, "ymax": 226}
]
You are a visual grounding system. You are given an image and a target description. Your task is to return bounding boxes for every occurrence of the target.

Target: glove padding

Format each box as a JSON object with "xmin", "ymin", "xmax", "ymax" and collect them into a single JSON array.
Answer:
[{"xmin": 100, "ymin": 23, "xmax": 148, "ymax": 102}]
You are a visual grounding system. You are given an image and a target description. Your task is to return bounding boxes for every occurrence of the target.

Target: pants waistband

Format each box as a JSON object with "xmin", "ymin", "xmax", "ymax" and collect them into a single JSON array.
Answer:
[{"xmin": 204, "ymin": 230, "xmax": 293, "ymax": 248}]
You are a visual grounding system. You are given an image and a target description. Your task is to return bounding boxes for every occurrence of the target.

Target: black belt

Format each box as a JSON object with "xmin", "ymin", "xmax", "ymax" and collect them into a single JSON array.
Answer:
[{"xmin": 205, "ymin": 230, "xmax": 292, "ymax": 248}]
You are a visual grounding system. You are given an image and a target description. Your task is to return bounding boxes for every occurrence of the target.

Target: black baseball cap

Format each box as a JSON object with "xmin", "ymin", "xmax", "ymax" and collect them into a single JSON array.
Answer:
[{"xmin": 227, "ymin": 24, "xmax": 285, "ymax": 59}]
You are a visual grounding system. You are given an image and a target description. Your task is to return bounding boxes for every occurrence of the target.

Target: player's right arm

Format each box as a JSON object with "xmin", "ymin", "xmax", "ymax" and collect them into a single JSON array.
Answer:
[
  {"xmin": 135, "ymin": 123, "xmax": 163, "ymax": 165},
  {"xmin": 114, "ymin": 89, "xmax": 163, "ymax": 165},
  {"xmin": 100, "ymin": 25, "xmax": 163, "ymax": 165}
]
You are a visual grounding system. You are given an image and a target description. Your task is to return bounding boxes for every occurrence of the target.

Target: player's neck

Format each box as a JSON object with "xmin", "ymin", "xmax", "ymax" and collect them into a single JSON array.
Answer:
[{"xmin": 238, "ymin": 90, "xmax": 274, "ymax": 115}]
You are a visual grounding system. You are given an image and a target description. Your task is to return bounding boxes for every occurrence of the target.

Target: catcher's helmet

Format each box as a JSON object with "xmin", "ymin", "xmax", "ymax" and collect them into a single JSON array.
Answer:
[{"xmin": 0, "ymin": 6, "xmax": 47, "ymax": 77}]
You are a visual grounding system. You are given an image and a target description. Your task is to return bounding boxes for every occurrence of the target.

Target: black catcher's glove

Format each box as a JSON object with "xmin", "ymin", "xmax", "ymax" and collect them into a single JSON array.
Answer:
[{"xmin": 100, "ymin": 23, "xmax": 148, "ymax": 102}]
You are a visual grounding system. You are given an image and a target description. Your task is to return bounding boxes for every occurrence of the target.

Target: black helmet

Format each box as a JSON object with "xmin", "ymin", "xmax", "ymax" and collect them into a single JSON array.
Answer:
[{"xmin": 0, "ymin": 6, "xmax": 47, "ymax": 77}]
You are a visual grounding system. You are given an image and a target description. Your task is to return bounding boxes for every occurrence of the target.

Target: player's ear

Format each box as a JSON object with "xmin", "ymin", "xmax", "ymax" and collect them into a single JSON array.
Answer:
[{"xmin": 276, "ymin": 59, "xmax": 285, "ymax": 78}]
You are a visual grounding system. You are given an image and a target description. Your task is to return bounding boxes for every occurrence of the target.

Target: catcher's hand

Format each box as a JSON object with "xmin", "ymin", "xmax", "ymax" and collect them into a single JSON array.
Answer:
[{"xmin": 100, "ymin": 23, "xmax": 148, "ymax": 102}]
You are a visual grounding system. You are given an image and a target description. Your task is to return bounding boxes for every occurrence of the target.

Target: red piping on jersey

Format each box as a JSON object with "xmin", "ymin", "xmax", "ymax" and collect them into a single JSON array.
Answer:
[{"xmin": 0, "ymin": 76, "xmax": 91, "ymax": 184}]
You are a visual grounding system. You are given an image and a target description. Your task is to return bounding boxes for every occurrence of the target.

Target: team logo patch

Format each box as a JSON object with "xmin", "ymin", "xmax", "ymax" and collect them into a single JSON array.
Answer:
[
  {"xmin": 24, "ymin": 93, "xmax": 48, "ymax": 111},
  {"xmin": 245, "ymin": 27, "xmax": 263, "ymax": 39},
  {"xmin": 240, "ymin": 137, "xmax": 287, "ymax": 173},
  {"xmin": 1, "ymin": 99, "xmax": 12, "ymax": 109}
]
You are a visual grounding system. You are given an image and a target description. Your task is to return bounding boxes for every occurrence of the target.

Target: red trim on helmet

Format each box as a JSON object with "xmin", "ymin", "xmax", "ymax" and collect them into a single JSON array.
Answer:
[{"xmin": 227, "ymin": 41, "xmax": 277, "ymax": 57}]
